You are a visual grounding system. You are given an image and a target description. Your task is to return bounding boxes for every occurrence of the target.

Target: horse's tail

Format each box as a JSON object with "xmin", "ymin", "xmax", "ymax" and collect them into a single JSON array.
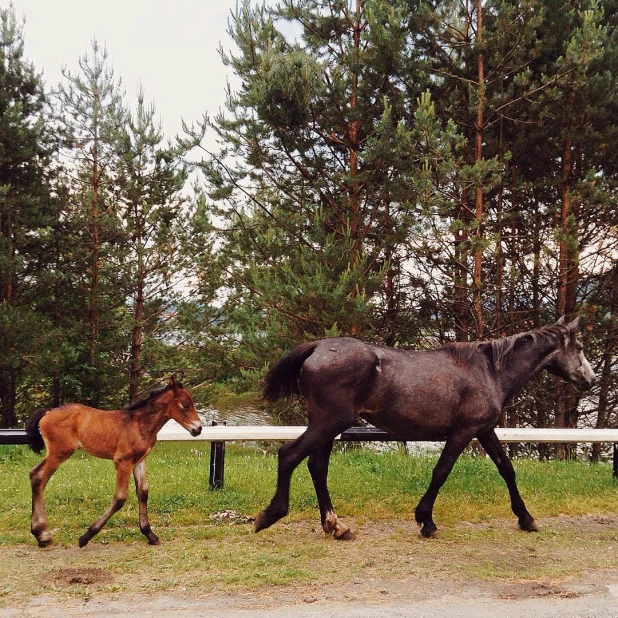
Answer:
[
  {"xmin": 25, "ymin": 408, "xmax": 47, "ymax": 454},
  {"xmin": 263, "ymin": 342, "xmax": 318, "ymax": 402}
]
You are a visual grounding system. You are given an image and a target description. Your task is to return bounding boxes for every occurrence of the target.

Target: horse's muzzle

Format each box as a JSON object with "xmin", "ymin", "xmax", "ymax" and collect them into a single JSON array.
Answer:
[
  {"xmin": 577, "ymin": 374, "xmax": 596, "ymax": 391},
  {"xmin": 190, "ymin": 424, "xmax": 203, "ymax": 437}
]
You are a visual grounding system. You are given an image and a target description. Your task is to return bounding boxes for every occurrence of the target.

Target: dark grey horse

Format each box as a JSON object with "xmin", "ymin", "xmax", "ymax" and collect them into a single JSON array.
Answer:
[{"xmin": 256, "ymin": 317, "xmax": 595, "ymax": 539}]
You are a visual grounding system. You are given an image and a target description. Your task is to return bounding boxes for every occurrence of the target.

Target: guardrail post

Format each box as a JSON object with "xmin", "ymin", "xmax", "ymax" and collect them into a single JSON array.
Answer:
[
  {"xmin": 209, "ymin": 421, "xmax": 226, "ymax": 490},
  {"xmin": 614, "ymin": 443, "xmax": 618, "ymax": 479}
]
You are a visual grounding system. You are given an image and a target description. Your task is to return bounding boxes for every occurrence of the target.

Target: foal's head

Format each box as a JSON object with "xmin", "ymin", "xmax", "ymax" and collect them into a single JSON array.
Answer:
[
  {"xmin": 158, "ymin": 376, "xmax": 203, "ymax": 436},
  {"xmin": 544, "ymin": 317, "xmax": 596, "ymax": 390}
]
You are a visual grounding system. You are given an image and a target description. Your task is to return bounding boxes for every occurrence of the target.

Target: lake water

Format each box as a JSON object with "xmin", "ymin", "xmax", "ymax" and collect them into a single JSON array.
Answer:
[
  {"xmin": 198, "ymin": 405, "xmax": 272, "ymax": 427},
  {"xmin": 195, "ymin": 406, "xmax": 442, "ymax": 454}
]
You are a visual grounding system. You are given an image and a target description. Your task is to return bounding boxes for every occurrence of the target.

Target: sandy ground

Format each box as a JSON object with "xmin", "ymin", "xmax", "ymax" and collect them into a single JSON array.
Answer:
[
  {"xmin": 3, "ymin": 515, "xmax": 618, "ymax": 617},
  {"xmin": 2, "ymin": 568, "xmax": 618, "ymax": 617}
]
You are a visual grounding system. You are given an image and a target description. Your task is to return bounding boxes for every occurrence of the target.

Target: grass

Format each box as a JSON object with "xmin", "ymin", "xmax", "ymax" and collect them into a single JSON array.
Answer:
[{"xmin": 1, "ymin": 442, "xmax": 618, "ymax": 603}]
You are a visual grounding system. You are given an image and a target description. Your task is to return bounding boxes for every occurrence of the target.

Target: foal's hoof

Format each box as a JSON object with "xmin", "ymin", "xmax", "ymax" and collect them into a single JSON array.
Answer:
[
  {"xmin": 78, "ymin": 534, "xmax": 91, "ymax": 548},
  {"xmin": 148, "ymin": 536, "xmax": 161, "ymax": 546},
  {"xmin": 37, "ymin": 537, "xmax": 53, "ymax": 548}
]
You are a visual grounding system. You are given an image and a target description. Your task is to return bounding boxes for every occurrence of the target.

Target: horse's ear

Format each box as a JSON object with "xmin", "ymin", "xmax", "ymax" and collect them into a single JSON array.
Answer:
[
  {"xmin": 168, "ymin": 375, "xmax": 179, "ymax": 392},
  {"xmin": 556, "ymin": 316, "xmax": 566, "ymax": 325},
  {"xmin": 567, "ymin": 316, "xmax": 582, "ymax": 332}
]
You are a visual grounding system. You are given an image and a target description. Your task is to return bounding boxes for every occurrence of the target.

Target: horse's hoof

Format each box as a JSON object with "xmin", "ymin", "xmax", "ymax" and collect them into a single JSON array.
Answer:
[
  {"xmin": 148, "ymin": 537, "xmax": 161, "ymax": 546},
  {"xmin": 334, "ymin": 529, "xmax": 356, "ymax": 541},
  {"xmin": 37, "ymin": 537, "xmax": 53, "ymax": 548},
  {"xmin": 520, "ymin": 518, "xmax": 538, "ymax": 532},
  {"xmin": 254, "ymin": 514, "xmax": 268, "ymax": 533},
  {"xmin": 254, "ymin": 507, "xmax": 286, "ymax": 533},
  {"xmin": 420, "ymin": 523, "xmax": 438, "ymax": 538}
]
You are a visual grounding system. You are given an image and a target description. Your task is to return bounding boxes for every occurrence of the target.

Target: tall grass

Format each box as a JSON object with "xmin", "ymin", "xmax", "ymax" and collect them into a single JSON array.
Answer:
[{"xmin": 1, "ymin": 442, "xmax": 616, "ymax": 546}]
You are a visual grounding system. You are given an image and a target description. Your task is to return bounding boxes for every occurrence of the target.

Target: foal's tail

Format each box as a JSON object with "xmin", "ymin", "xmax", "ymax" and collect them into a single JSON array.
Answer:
[
  {"xmin": 263, "ymin": 342, "xmax": 318, "ymax": 401},
  {"xmin": 25, "ymin": 409, "xmax": 47, "ymax": 454}
]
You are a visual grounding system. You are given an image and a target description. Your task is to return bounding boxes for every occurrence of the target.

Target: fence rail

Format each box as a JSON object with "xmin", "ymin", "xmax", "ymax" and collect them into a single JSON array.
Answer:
[{"xmin": 3, "ymin": 426, "xmax": 618, "ymax": 487}]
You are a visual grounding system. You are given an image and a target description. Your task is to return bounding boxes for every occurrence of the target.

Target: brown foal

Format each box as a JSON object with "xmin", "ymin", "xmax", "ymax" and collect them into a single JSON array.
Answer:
[{"xmin": 26, "ymin": 376, "xmax": 202, "ymax": 548}]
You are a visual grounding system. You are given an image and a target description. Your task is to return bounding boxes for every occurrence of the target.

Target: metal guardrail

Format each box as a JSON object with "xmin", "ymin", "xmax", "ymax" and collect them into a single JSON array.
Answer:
[{"xmin": 4, "ymin": 426, "xmax": 618, "ymax": 488}]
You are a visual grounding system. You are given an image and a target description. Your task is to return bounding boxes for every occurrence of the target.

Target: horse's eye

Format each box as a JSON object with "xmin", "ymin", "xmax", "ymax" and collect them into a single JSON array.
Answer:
[{"xmin": 182, "ymin": 402, "xmax": 190, "ymax": 409}]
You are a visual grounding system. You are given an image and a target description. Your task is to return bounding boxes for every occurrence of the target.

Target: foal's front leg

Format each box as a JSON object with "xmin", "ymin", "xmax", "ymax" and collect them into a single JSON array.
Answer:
[
  {"xmin": 133, "ymin": 459, "xmax": 160, "ymax": 545},
  {"xmin": 78, "ymin": 460, "xmax": 132, "ymax": 548}
]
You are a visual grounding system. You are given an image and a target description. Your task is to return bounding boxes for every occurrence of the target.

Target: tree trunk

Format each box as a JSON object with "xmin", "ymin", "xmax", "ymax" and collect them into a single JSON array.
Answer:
[
  {"xmin": 555, "ymin": 117, "xmax": 580, "ymax": 459},
  {"xmin": 0, "ymin": 372, "xmax": 16, "ymax": 428},
  {"xmin": 453, "ymin": 195, "xmax": 470, "ymax": 342},
  {"xmin": 88, "ymin": 90, "xmax": 101, "ymax": 406},
  {"xmin": 592, "ymin": 266, "xmax": 618, "ymax": 462},
  {"xmin": 129, "ymin": 271, "xmax": 145, "ymax": 402},
  {"xmin": 472, "ymin": 0, "xmax": 485, "ymax": 340}
]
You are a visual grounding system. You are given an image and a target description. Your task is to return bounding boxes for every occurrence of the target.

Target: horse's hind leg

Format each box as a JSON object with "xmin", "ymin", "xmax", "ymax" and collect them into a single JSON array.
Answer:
[
  {"xmin": 30, "ymin": 451, "xmax": 72, "ymax": 547},
  {"xmin": 415, "ymin": 429, "xmax": 477, "ymax": 537},
  {"xmin": 133, "ymin": 460, "xmax": 160, "ymax": 545},
  {"xmin": 308, "ymin": 441, "xmax": 354, "ymax": 540},
  {"xmin": 255, "ymin": 424, "xmax": 345, "ymax": 533},
  {"xmin": 477, "ymin": 429, "xmax": 537, "ymax": 532},
  {"xmin": 78, "ymin": 460, "xmax": 132, "ymax": 548}
]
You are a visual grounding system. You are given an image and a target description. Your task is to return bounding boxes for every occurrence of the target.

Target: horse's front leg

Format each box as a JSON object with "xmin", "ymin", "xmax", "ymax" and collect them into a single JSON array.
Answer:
[
  {"xmin": 133, "ymin": 459, "xmax": 160, "ymax": 545},
  {"xmin": 78, "ymin": 460, "xmax": 132, "ymax": 548},
  {"xmin": 477, "ymin": 429, "xmax": 537, "ymax": 532},
  {"xmin": 415, "ymin": 429, "xmax": 477, "ymax": 538},
  {"xmin": 308, "ymin": 441, "xmax": 355, "ymax": 540}
]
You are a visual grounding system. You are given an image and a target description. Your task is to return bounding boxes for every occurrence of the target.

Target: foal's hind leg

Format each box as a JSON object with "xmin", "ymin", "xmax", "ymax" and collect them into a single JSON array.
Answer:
[
  {"xmin": 78, "ymin": 460, "xmax": 132, "ymax": 547},
  {"xmin": 133, "ymin": 460, "xmax": 160, "ymax": 545},
  {"xmin": 30, "ymin": 451, "xmax": 73, "ymax": 547},
  {"xmin": 477, "ymin": 429, "xmax": 537, "ymax": 532},
  {"xmin": 308, "ymin": 441, "xmax": 355, "ymax": 540},
  {"xmin": 415, "ymin": 429, "xmax": 478, "ymax": 537}
]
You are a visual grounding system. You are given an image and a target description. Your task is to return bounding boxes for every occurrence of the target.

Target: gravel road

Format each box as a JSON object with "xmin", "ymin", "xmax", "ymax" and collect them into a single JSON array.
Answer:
[{"xmin": 3, "ymin": 571, "xmax": 618, "ymax": 617}]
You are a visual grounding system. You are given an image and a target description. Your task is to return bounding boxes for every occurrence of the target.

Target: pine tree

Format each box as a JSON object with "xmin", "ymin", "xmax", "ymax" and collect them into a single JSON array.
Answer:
[
  {"xmin": 55, "ymin": 40, "xmax": 129, "ymax": 406},
  {"xmin": 117, "ymin": 88, "xmax": 188, "ymax": 400},
  {"xmin": 0, "ymin": 6, "xmax": 54, "ymax": 426},
  {"xmin": 183, "ymin": 0, "xmax": 461, "ymax": 379}
]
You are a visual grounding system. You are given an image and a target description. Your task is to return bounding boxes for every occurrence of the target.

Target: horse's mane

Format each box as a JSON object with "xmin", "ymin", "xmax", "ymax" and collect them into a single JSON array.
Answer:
[
  {"xmin": 445, "ymin": 323, "xmax": 567, "ymax": 371},
  {"xmin": 124, "ymin": 382, "xmax": 183, "ymax": 411}
]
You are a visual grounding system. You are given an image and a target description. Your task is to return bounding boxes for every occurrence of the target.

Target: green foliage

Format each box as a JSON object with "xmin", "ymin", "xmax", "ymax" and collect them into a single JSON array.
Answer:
[{"xmin": 2, "ymin": 0, "xmax": 618, "ymax": 440}]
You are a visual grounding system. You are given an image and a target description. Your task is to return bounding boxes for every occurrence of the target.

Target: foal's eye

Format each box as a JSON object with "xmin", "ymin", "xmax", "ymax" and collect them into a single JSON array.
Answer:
[{"xmin": 181, "ymin": 402, "xmax": 190, "ymax": 409}]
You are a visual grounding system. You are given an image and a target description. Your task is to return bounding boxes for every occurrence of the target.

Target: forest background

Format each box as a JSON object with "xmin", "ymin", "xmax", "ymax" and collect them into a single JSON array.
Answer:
[{"xmin": 1, "ymin": 0, "xmax": 617, "ymax": 462}]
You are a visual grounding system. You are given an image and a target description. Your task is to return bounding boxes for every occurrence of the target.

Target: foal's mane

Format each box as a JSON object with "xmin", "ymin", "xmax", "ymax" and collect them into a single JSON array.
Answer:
[
  {"xmin": 124, "ymin": 382, "xmax": 183, "ymax": 411},
  {"xmin": 446, "ymin": 323, "xmax": 566, "ymax": 371}
]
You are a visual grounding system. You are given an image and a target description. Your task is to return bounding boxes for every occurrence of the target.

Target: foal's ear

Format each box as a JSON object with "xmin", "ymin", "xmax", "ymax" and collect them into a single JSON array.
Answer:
[
  {"xmin": 556, "ymin": 315, "xmax": 566, "ymax": 325},
  {"xmin": 168, "ymin": 375, "xmax": 180, "ymax": 392}
]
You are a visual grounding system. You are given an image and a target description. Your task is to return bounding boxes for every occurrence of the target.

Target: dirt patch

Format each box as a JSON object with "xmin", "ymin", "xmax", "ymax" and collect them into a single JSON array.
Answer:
[{"xmin": 42, "ymin": 567, "xmax": 114, "ymax": 587}]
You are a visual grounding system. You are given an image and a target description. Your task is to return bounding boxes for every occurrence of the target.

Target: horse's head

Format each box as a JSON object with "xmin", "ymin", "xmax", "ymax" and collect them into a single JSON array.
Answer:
[
  {"xmin": 545, "ymin": 317, "xmax": 596, "ymax": 390},
  {"xmin": 165, "ymin": 376, "xmax": 203, "ymax": 436}
]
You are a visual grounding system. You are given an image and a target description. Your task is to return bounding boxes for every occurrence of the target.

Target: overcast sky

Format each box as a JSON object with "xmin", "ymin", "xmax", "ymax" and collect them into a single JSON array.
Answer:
[{"xmin": 10, "ymin": 0, "xmax": 242, "ymax": 142}]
